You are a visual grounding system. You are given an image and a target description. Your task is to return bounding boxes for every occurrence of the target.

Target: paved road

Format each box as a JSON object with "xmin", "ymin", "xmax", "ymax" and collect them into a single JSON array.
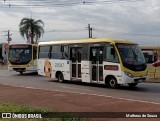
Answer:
[{"xmin": 0, "ymin": 70, "xmax": 160, "ymax": 104}]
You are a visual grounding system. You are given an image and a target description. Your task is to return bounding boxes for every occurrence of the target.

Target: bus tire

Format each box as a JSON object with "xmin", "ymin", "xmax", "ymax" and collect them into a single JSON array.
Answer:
[
  {"xmin": 128, "ymin": 83, "xmax": 137, "ymax": 88},
  {"xmin": 19, "ymin": 71, "xmax": 23, "ymax": 75},
  {"xmin": 58, "ymin": 73, "xmax": 64, "ymax": 83},
  {"xmin": 107, "ymin": 77, "xmax": 118, "ymax": 88}
]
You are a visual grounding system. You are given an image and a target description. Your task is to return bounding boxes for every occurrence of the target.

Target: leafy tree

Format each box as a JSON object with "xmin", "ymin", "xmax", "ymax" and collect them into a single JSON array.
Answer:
[{"xmin": 19, "ymin": 17, "xmax": 44, "ymax": 44}]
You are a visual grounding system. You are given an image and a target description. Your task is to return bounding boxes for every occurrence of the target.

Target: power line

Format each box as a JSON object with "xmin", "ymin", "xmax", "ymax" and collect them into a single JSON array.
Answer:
[
  {"xmin": 10, "ymin": 27, "xmax": 87, "ymax": 33},
  {"xmin": 46, "ymin": 28, "xmax": 87, "ymax": 33},
  {"xmin": 94, "ymin": 28, "xmax": 160, "ymax": 37},
  {"xmin": 5, "ymin": 25, "xmax": 160, "ymax": 38},
  {"xmin": 0, "ymin": 0, "xmax": 146, "ymax": 8},
  {"xmin": 20, "ymin": 25, "xmax": 160, "ymax": 37}
]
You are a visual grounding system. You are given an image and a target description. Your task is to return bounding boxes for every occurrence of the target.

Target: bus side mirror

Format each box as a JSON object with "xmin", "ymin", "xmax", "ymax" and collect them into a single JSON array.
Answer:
[{"xmin": 111, "ymin": 48, "xmax": 115, "ymax": 55}]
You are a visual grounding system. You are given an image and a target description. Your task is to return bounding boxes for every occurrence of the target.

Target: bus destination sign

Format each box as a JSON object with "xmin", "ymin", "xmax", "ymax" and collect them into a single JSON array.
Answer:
[{"xmin": 10, "ymin": 45, "xmax": 29, "ymax": 48}]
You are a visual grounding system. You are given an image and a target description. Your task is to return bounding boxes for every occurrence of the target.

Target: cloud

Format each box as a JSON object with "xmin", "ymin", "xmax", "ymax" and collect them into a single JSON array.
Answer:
[{"xmin": 0, "ymin": 0, "xmax": 160, "ymax": 45}]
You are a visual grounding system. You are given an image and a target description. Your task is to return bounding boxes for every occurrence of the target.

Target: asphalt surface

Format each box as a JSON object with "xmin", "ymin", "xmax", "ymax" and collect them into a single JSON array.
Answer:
[{"xmin": 0, "ymin": 70, "xmax": 160, "ymax": 104}]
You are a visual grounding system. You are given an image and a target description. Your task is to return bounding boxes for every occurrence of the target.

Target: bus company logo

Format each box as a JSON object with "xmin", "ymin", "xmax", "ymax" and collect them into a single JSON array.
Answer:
[
  {"xmin": 2, "ymin": 113, "xmax": 11, "ymax": 118},
  {"xmin": 44, "ymin": 60, "xmax": 52, "ymax": 77}
]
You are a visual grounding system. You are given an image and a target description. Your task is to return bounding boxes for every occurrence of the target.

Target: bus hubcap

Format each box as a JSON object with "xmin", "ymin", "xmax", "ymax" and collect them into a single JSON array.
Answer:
[{"xmin": 110, "ymin": 79, "xmax": 115, "ymax": 87}]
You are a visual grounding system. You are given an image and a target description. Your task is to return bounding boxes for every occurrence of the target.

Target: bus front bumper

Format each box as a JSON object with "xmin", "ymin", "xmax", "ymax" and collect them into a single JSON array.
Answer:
[{"xmin": 121, "ymin": 72, "xmax": 147, "ymax": 84}]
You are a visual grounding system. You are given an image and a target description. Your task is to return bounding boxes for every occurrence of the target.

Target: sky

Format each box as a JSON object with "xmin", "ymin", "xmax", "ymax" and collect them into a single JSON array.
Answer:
[{"xmin": 0, "ymin": 0, "xmax": 160, "ymax": 46}]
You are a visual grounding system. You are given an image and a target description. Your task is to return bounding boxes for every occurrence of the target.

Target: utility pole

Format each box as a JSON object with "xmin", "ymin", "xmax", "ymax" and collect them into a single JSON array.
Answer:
[
  {"xmin": 88, "ymin": 24, "xmax": 91, "ymax": 38},
  {"xmin": 5, "ymin": 30, "xmax": 12, "ymax": 44},
  {"xmin": 90, "ymin": 27, "xmax": 92, "ymax": 38},
  {"xmin": 88, "ymin": 24, "xmax": 92, "ymax": 38}
]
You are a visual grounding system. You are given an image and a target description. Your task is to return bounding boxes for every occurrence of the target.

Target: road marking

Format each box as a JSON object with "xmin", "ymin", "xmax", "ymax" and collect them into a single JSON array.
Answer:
[
  {"xmin": 56, "ymin": 84, "xmax": 93, "ymax": 92},
  {"xmin": 2, "ymin": 83, "xmax": 160, "ymax": 105}
]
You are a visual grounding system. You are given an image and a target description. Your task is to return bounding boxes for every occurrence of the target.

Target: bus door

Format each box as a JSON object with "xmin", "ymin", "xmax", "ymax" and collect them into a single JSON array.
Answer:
[
  {"xmin": 70, "ymin": 47, "xmax": 82, "ymax": 79},
  {"xmin": 90, "ymin": 47, "xmax": 103, "ymax": 82}
]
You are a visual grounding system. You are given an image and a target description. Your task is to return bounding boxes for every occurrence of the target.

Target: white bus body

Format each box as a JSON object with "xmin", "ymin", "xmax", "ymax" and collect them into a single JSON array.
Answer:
[{"xmin": 38, "ymin": 38, "xmax": 148, "ymax": 88}]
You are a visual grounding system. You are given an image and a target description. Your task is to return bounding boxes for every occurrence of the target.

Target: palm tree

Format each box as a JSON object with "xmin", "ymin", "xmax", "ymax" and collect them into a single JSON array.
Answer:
[{"xmin": 19, "ymin": 17, "xmax": 44, "ymax": 44}]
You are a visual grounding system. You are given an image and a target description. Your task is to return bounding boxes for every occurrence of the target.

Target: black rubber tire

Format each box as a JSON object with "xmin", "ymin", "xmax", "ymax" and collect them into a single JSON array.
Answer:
[
  {"xmin": 58, "ymin": 73, "xmax": 64, "ymax": 83},
  {"xmin": 108, "ymin": 77, "xmax": 118, "ymax": 88}
]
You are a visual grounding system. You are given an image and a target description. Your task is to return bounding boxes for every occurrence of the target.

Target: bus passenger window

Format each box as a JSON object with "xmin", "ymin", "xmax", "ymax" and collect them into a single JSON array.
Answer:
[
  {"xmin": 39, "ymin": 46, "xmax": 50, "ymax": 59},
  {"xmin": 63, "ymin": 46, "xmax": 69, "ymax": 59},
  {"xmin": 83, "ymin": 44, "xmax": 89, "ymax": 60},
  {"xmin": 51, "ymin": 45, "xmax": 62, "ymax": 59}
]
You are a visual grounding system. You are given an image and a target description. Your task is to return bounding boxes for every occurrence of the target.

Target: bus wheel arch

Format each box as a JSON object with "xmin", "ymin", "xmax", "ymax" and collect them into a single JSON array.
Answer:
[
  {"xmin": 105, "ymin": 75, "xmax": 118, "ymax": 88},
  {"xmin": 56, "ymin": 71, "xmax": 64, "ymax": 83}
]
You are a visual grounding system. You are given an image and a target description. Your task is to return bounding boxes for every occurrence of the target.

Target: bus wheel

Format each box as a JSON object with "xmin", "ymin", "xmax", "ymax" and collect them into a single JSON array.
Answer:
[
  {"xmin": 19, "ymin": 71, "xmax": 23, "ymax": 75},
  {"xmin": 128, "ymin": 83, "xmax": 137, "ymax": 88},
  {"xmin": 108, "ymin": 77, "xmax": 118, "ymax": 88},
  {"xmin": 58, "ymin": 73, "xmax": 64, "ymax": 83}
]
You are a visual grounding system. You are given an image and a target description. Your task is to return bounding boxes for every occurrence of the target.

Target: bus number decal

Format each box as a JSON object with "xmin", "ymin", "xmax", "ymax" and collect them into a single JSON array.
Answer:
[{"xmin": 55, "ymin": 63, "xmax": 64, "ymax": 67}]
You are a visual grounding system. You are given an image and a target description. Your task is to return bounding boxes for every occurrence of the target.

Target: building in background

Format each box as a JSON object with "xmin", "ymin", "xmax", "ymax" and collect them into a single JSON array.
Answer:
[
  {"xmin": 141, "ymin": 46, "xmax": 160, "ymax": 63},
  {"xmin": 0, "ymin": 43, "xmax": 9, "ymax": 63}
]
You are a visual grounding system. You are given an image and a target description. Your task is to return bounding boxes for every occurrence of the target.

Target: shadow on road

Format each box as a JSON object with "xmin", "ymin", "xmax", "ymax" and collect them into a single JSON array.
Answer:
[
  {"xmin": 13, "ymin": 72, "xmax": 39, "ymax": 76},
  {"xmin": 9, "ymin": 70, "xmax": 160, "ymax": 94}
]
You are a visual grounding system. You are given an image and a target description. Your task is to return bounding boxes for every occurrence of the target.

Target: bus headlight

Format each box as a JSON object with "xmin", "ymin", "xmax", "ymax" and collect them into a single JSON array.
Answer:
[{"xmin": 125, "ymin": 72, "xmax": 134, "ymax": 78}]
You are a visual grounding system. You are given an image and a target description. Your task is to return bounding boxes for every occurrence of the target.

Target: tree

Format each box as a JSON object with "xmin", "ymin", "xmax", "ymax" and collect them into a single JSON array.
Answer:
[{"xmin": 19, "ymin": 17, "xmax": 44, "ymax": 44}]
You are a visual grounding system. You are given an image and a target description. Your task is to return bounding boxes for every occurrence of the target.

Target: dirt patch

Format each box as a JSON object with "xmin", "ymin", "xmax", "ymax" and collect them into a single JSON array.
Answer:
[{"xmin": 0, "ymin": 84, "xmax": 160, "ymax": 121}]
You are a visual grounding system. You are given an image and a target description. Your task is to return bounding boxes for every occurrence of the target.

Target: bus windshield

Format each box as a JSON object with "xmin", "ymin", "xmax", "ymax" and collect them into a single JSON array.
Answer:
[
  {"xmin": 8, "ymin": 45, "xmax": 32, "ymax": 64},
  {"xmin": 116, "ymin": 44, "xmax": 147, "ymax": 71}
]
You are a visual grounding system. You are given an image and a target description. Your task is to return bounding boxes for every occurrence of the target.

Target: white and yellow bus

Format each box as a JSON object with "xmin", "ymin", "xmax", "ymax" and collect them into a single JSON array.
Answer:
[
  {"xmin": 8, "ymin": 44, "xmax": 37, "ymax": 74},
  {"xmin": 38, "ymin": 38, "xmax": 147, "ymax": 88}
]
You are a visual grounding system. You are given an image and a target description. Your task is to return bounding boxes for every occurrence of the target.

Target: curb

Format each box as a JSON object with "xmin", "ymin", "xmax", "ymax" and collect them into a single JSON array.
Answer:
[{"xmin": 145, "ymin": 79, "xmax": 160, "ymax": 83}]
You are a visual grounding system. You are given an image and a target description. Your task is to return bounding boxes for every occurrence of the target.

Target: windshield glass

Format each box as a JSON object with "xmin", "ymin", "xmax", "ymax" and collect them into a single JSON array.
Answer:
[
  {"xmin": 8, "ymin": 45, "xmax": 32, "ymax": 64},
  {"xmin": 116, "ymin": 44, "xmax": 147, "ymax": 71}
]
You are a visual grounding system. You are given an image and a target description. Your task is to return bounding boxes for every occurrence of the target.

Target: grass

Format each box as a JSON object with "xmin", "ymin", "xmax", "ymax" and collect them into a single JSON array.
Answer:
[
  {"xmin": 0, "ymin": 103, "xmax": 87, "ymax": 121},
  {"xmin": 147, "ymin": 65, "xmax": 160, "ymax": 79}
]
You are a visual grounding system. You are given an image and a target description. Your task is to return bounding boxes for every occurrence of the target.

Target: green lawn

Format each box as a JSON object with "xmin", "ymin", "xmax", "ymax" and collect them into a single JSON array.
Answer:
[{"xmin": 0, "ymin": 103, "xmax": 87, "ymax": 121}]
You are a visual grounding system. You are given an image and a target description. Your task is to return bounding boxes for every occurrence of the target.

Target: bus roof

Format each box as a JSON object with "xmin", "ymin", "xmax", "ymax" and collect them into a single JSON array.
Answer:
[
  {"xmin": 141, "ymin": 46, "xmax": 160, "ymax": 50},
  {"xmin": 38, "ymin": 38, "xmax": 136, "ymax": 45},
  {"xmin": 9, "ymin": 43, "xmax": 37, "ymax": 46}
]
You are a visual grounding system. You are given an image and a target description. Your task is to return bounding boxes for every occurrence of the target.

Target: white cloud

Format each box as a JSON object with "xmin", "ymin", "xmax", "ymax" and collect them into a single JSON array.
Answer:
[{"xmin": 0, "ymin": 0, "xmax": 160, "ymax": 45}]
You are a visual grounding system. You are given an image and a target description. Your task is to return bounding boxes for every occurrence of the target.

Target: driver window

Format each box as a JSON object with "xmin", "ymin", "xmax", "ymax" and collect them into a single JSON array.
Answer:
[{"xmin": 106, "ymin": 44, "xmax": 119, "ymax": 63}]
